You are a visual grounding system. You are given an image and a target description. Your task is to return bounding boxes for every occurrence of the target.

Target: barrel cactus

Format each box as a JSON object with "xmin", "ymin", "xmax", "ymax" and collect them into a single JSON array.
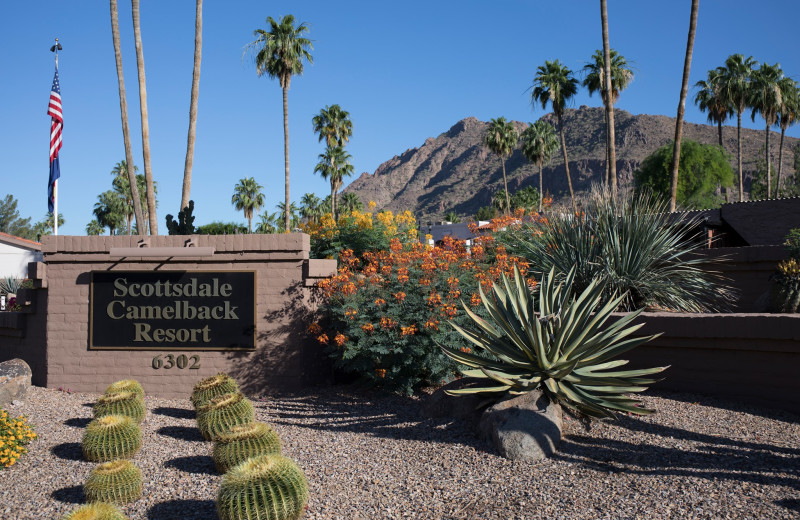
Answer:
[
  {"xmin": 191, "ymin": 373, "xmax": 239, "ymax": 410},
  {"xmin": 217, "ymin": 454, "xmax": 309, "ymax": 520},
  {"xmin": 93, "ymin": 391, "xmax": 146, "ymax": 424},
  {"xmin": 82, "ymin": 415, "xmax": 142, "ymax": 462},
  {"xmin": 61, "ymin": 502, "xmax": 129, "ymax": 520},
  {"xmin": 197, "ymin": 392, "xmax": 254, "ymax": 441},
  {"xmin": 212, "ymin": 422, "xmax": 282, "ymax": 473},
  {"xmin": 104, "ymin": 380, "xmax": 144, "ymax": 398},
  {"xmin": 84, "ymin": 459, "xmax": 143, "ymax": 505}
]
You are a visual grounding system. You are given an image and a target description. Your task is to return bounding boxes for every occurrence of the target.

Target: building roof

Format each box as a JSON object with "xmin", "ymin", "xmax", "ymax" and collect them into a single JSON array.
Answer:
[{"xmin": 0, "ymin": 231, "xmax": 42, "ymax": 251}]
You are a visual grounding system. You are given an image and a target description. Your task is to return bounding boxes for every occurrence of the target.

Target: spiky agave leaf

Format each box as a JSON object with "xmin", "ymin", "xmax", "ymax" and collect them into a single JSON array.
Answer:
[{"xmin": 440, "ymin": 266, "xmax": 668, "ymax": 419}]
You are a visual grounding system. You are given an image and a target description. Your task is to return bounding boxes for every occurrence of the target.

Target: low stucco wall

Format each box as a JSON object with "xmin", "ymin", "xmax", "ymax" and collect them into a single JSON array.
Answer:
[{"xmin": 5, "ymin": 233, "xmax": 336, "ymax": 398}]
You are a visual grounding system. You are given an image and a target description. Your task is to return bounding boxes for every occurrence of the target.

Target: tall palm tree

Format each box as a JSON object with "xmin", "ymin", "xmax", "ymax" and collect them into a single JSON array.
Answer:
[
  {"xmin": 314, "ymin": 145, "xmax": 354, "ymax": 221},
  {"xmin": 600, "ymin": 0, "xmax": 618, "ymax": 194},
  {"xmin": 181, "ymin": 0, "xmax": 203, "ymax": 214},
  {"xmin": 276, "ymin": 201, "xmax": 300, "ymax": 232},
  {"xmin": 521, "ymin": 120, "xmax": 560, "ymax": 213},
  {"xmin": 532, "ymin": 60, "xmax": 579, "ymax": 211},
  {"xmin": 299, "ymin": 193, "xmax": 322, "ymax": 224},
  {"xmin": 255, "ymin": 210, "xmax": 280, "ymax": 234},
  {"xmin": 716, "ymin": 54, "xmax": 758, "ymax": 201},
  {"xmin": 669, "ymin": 0, "xmax": 699, "ymax": 212},
  {"xmin": 94, "ymin": 190, "xmax": 125, "ymax": 236},
  {"xmin": 694, "ymin": 69, "xmax": 733, "ymax": 148},
  {"xmin": 131, "ymin": 0, "xmax": 157, "ymax": 234},
  {"xmin": 484, "ymin": 117, "xmax": 519, "ymax": 214},
  {"xmin": 246, "ymin": 15, "xmax": 313, "ymax": 233},
  {"xmin": 109, "ymin": 0, "xmax": 145, "ymax": 234},
  {"xmin": 312, "ymin": 104, "xmax": 353, "ymax": 147},
  {"xmin": 86, "ymin": 220, "xmax": 106, "ymax": 236},
  {"xmin": 110, "ymin": 160, "xmax": 138, "ymax": 235},
  {"xmin": 750, "ymin": 62, "xmax": 785, "ymax": 198},
  {"xmin": 339, "ymin": 192, "xmax": 363, "ymax": 214},
  {"xmin": 114, "ymin": 173, "xmax": 154, "ymax": 235},
  {"xmin": 776, "ymin": 77, "xmax": 800, "ymax": 198},
  {"xmin": 231, "ymin": 177, "xmax": 265, "ymax": 233},
  {"xmin": 582, "ymin": 48, "xmax": 633, "ymax": 189}
]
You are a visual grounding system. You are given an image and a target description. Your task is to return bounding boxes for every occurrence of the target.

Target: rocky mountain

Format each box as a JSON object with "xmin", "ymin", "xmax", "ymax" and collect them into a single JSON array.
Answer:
[{"xmin": 343, "ymin": 106, "xmax": 799, "ymax": 220}]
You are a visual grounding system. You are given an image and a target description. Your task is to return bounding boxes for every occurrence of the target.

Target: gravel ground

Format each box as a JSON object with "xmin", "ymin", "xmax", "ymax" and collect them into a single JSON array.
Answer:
[{"xmin": 2, "ymin": 385, "xmax": 799, "ymax": 520}]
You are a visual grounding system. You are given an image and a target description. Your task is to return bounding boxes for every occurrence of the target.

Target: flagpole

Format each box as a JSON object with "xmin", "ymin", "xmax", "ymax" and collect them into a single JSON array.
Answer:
[{"xmin": 50, "ymin": 38, "xmax": 61, "ymax": 236}]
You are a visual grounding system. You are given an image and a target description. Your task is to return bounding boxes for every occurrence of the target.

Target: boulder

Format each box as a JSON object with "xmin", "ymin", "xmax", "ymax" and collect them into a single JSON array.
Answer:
[
  {"xmin": 0, "ymin": 359, "xmax": 32, "ymax": 408},
  {"xmin": 421, "ymin": 378, "xmax": 486, "ymax": 427},
  {"xmin": 478, "ymin": 389, "xmax": 562, "ymax": 462}
]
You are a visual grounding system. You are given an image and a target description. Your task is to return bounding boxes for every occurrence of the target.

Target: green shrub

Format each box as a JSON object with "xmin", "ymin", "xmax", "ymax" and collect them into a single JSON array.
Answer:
[
  {"xmin": 495, "ymin": 188, "xmax": 735, "ymax": 312},
  {"xmin": 217, "ymin": 454, "xmax": 308, "ymax": 520},
  {"xmin": 0, "ymin": 408, "xmax": 37, "ymax": 469},
  {"xmin": 785, "ymin": 228, "xmax": 800, "ymax": 260},
  {"xmin": 315, "ymin": 235, "xmax": 533, "ymax": 394},
  {"xmin": 212, "ymin": 422, "xmax": 282, "ymax": 473},
  {"xmin": 84, "ymin": 459, "xmax": 143, "ymax": 505},
  {"xmin": 61, "ymin": 502, "xmax": 129, "ymax": 520},
  {"xmin": 82, "ymin": 415, "xmax": 141, "ymax": 462},
  {"xmin": 440, "ymin": 267, "xmax": 667, "ymax": 419},
  {"xmin": 197, "ymin": 392, "xmax": 254, "ymax": 441},
  {"xmin": 93, "ymin": 392, "xmax": 145, "ymax": 424}
]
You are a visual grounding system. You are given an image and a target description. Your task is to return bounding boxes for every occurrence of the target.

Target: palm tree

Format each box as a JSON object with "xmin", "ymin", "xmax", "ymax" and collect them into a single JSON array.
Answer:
[
  {"xmin": 582, "ymin": 49, "xmax": 633, "ymax": 190},
  {"xmin": 339, "ymin": 192, "xmax": 363, "ymax": 214},
  {"xmin": 276, "ymin": 201, "xmax": 300, "ymax": 232},
  {"xmin": 109, "ymin": 0, "xmax": 145, "ymax": 234},
  {"xmin": 601, "ymin": 0, "xmax": 620, "ymax": 194},
  {"xmin": 484, "ymin": 117, "xmax": 519, "ymax": 214},
  {"xmin": 716, "ymin": 54, "xmax": 758, "ymax": 201},
  {"xmin": 181, "ymin": 0, "xmax": 203, "ymax": 214},
  {"xmin": 110, "ymin": 160, "xmax": 138, "ymax": 234},
  {"xmin": 231, "ymin": 177, "xmax": 265, "ymax": 232},
  {"xmin": 532, "ymin": 60, "xmax": 579, "ymax": 211},
  {"xmin": 86, "ymin": 220, "xmax": 106, "ymax": 236},
  {"xmin": 694, "ymin": 69, "xmax": 733, "ymax": 148},
  {"xmin": 131, "ymin": 0, "xmax": 157, "ymax": 234},
  {"xmin": 299, "ymin": 193, "xmax": 322, "ymax": 224},
  {"xmin": 312, "ymin": 105, "xmax": 353, "ymax": 147},
  {"xmin": 94, "ymin": 190, "xmax": 125, "ymax": 235},
  {"xmin": 750, "ymin": 62, "xmax": 785, "ymax": 198},
  {"xmin": 246, "ymin": 15, "xmax": 313, "ymax": 233},
  {"xmin": 114, "ymin": 173, "xmax": 154, "ymax": 234},
  {"xmin": 255, "ymin": 211, "xmax": 281, "ymax": 234},
  {"xmin": 669, "ymin": 0, "xmax": 699, "ymax": 212},
  {"xmin": 314, "ymin": 145, "xmax": 354, "ymax": 221},
  {"xmin": 521, "ymin": 120, "xmax": 560, "ymax": 212},
  {"xmin": 776, "ymin": 78, "xmax": 800, "ymax": 198}
]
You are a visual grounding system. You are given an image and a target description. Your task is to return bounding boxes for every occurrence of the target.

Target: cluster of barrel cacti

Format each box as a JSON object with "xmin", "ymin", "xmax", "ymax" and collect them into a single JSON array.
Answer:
[
  {"xmin": 63, "ymin": 379, "xmax": 146, "ymax": 519},
  {"xmin": 190, "ymin": 373, "xmax": 309, "ymax": 520}
]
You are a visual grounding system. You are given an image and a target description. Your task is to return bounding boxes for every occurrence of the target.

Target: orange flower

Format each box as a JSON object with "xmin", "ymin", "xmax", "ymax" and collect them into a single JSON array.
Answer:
[
  {"xmin": 394, "ymin": 291, "xmax": 406, "ymax": 302},
  {"xmin": 316, "ymin": 334, "xmax": 329, "ymax": 345},
  {"xmin": 307, "ymin": 322, "xmax": 322, "ymax": 335},
  {"xmin": 344, "ymin": 309, "xmax": 358, "ymax": 320},
  {"xmin": 380, "ymin": 317, "xmax": 397, "ymax": 329},
  {"xmin": 334, "ymin": 333, "xmax": 347, "ymax": 346},
  {"xmin": 460, "ymin": 346, "xmax": 472, "ymax": 353},
  {"xmin": 362, "ymin": 323, "xmax": 375, "ymax": 333},
  {"xmin": 427, "ymin": 292, "xmax": 442, "ymax": 307},
  {"xmin": 374, "ymin": 298, "xmax": 386, "ymax": 307},
  {"xmin": 424, "ymin": 319, "xmax": 439, "ymax": 330},
  {"xmin": 470, "ymin": 293, "xmax": 482, "ymax": 307},
  {"xmin": 400, "ymin": 324, "xmax": 417, "ymax": 336},
  {"xmin": 375, "ymin": 368, "xmax": 387, "ymax": 378}
]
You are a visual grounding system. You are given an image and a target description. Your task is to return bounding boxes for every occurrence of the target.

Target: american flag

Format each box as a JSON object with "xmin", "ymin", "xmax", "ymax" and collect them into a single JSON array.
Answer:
[{"xmin": 47, "ymin": 67, "xmax": 63, "ymax": 213}]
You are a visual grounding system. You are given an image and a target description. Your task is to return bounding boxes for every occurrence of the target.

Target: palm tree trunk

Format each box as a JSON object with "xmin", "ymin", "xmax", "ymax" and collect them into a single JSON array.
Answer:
[
  {"xmin": 501, "ymin": 158, "xmax": 511, "ymax": 214},
  {"xmin": 110, "ymin": 0, "xmax": 145, "ymax": 235},
  {"xmin": 538, "ymin": 163, "xmax": 543, "ymax": 213},
  {"xmin": 669, "ymin": 0, "xmax": 699, "ymax": 212},
  {"xmin": 604, "ymin": 110, "xmax": 610, "ymax": 186},
  {"xmin": 737, "ymin": 112, "xmax": 744, "ymax": 201},
  {"xmin": 765, "ymin": 123, "xmax": 772, "ymax": 198},
  {"xmin": 777, "ymin": 127, "xmax": 786, "ymax": 198},
  {"xmin": 330, "ymin": 183, "xmax": 336, "ymax": 222},
  {"xmin": 282, "ymin": 86, "xmax": 291, "ymax": 233},
  {"xmin": 600, "ymin": 0, "xmax": 617, "ymax": 196},
  {"xmin": 181, "ymin": 0, "xmax": 203, "ymax": 214},
  {"xmin": 717, "ymin": 120, "xmax": 723, "ymax": 148},
  {"xmin": 557, "ymin": 113, "xmax": 576, "ymax": 212},
  {"xmin": 131, "ymin": 0, "xmax": 158, "ymax": 235}
]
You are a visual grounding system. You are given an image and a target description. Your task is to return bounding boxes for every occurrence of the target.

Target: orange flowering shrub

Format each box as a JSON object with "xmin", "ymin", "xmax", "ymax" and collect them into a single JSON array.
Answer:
[{"xmin": 314, "ymin": 235, "xmax": 534, "ymax": 394}]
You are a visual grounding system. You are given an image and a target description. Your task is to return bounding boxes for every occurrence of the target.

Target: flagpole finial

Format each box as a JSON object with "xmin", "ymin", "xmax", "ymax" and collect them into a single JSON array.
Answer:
[{"xmin": 50, "ymin": 38, "xmax": 62, "ymax": 66}]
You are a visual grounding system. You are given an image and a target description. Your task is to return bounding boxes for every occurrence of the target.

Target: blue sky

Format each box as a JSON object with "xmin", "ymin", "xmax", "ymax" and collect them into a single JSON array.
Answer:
[{"xmin": 2, "ymin": 1, "xmax": 799, "ymax": 235}]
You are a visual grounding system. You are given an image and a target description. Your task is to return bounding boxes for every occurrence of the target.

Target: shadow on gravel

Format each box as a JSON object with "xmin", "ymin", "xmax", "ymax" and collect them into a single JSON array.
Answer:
[
  {"xmin": 157, "ymin": 425, "xmax": 204, "ymax": 442},
  {"xmin": 147, "ymin": 499, "xmax": 217, "ymax": 520},
  {"xmin": 554, "ymin": 414, "xmax": 800, "ymax": 491},
  {"xmin": 152, "ymin": 406, "xmax": 195, "ymax": 420},
  {"xmin": 164, "ymin": 455, "xmax": 217, "ymax": 475},
  {"xmin": 64, "ymin": 417, "xmax": 92, "ymax": 428},
  {"xmin": 266, "ymin": 391, "xmax": 485, "ymax": 451},
  {"xmin": 775, "ymin": 498, "xmax": 800, "ymax": 513},
  {"xmin": 51, "ymin": 485, "xmax": 85, "ymax": 504},
  {"xmin": 51, "ymin": 442, "xmax": 83, "ymax": 461}
]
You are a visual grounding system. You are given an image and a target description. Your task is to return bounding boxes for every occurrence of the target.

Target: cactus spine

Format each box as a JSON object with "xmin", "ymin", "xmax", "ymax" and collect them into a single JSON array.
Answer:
[
  {"xmin": 82, "ymin": 415, "xmax": 142, "ymax": 462},
  {"xmin": 191, "ymin": 373, "xmax": 239, "ymax": 410},
  {"xmin": 104, "ymin": 380, "xmax": 144, "ymax": 398},
  {"xmin": 212, "ymin": 422, "xmax": 282, "ymax": 473},
  {"xmin": 197, "ymin": 392, "xmax": 254, "ymax": 441},
  {"xmin": 61, "ymin": 502, "xmax": 130, "ymax": 520},
  {"xmin": 84, "ymin": 459, "xmax": 143, "ymax": 505},
  {"xmin": 93, "ymin": 391, "xmax": 146, "ymax": 424},
  {"xmin": 217, "ymin": 454, "xmax": 309, "ymax": 520}
]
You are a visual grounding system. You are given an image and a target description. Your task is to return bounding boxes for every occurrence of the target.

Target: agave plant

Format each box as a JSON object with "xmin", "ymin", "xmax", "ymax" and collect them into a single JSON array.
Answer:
[{"xmin": 439, "ymin": 266, "xmax": 668, "ymax": 419}]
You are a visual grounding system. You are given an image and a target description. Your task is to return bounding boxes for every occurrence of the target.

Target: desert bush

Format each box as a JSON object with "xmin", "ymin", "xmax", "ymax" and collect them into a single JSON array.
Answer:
[
  {"xmin": 314, "ymin": 234, "xmax": 533, "ymax": 394},
  {"xmin": 495, "ymin": 187, "xmax": 735, "ymax": 312},
  {"xmin": 0, "ymin": 408, "xmax": 37, "ymax": 469}
]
